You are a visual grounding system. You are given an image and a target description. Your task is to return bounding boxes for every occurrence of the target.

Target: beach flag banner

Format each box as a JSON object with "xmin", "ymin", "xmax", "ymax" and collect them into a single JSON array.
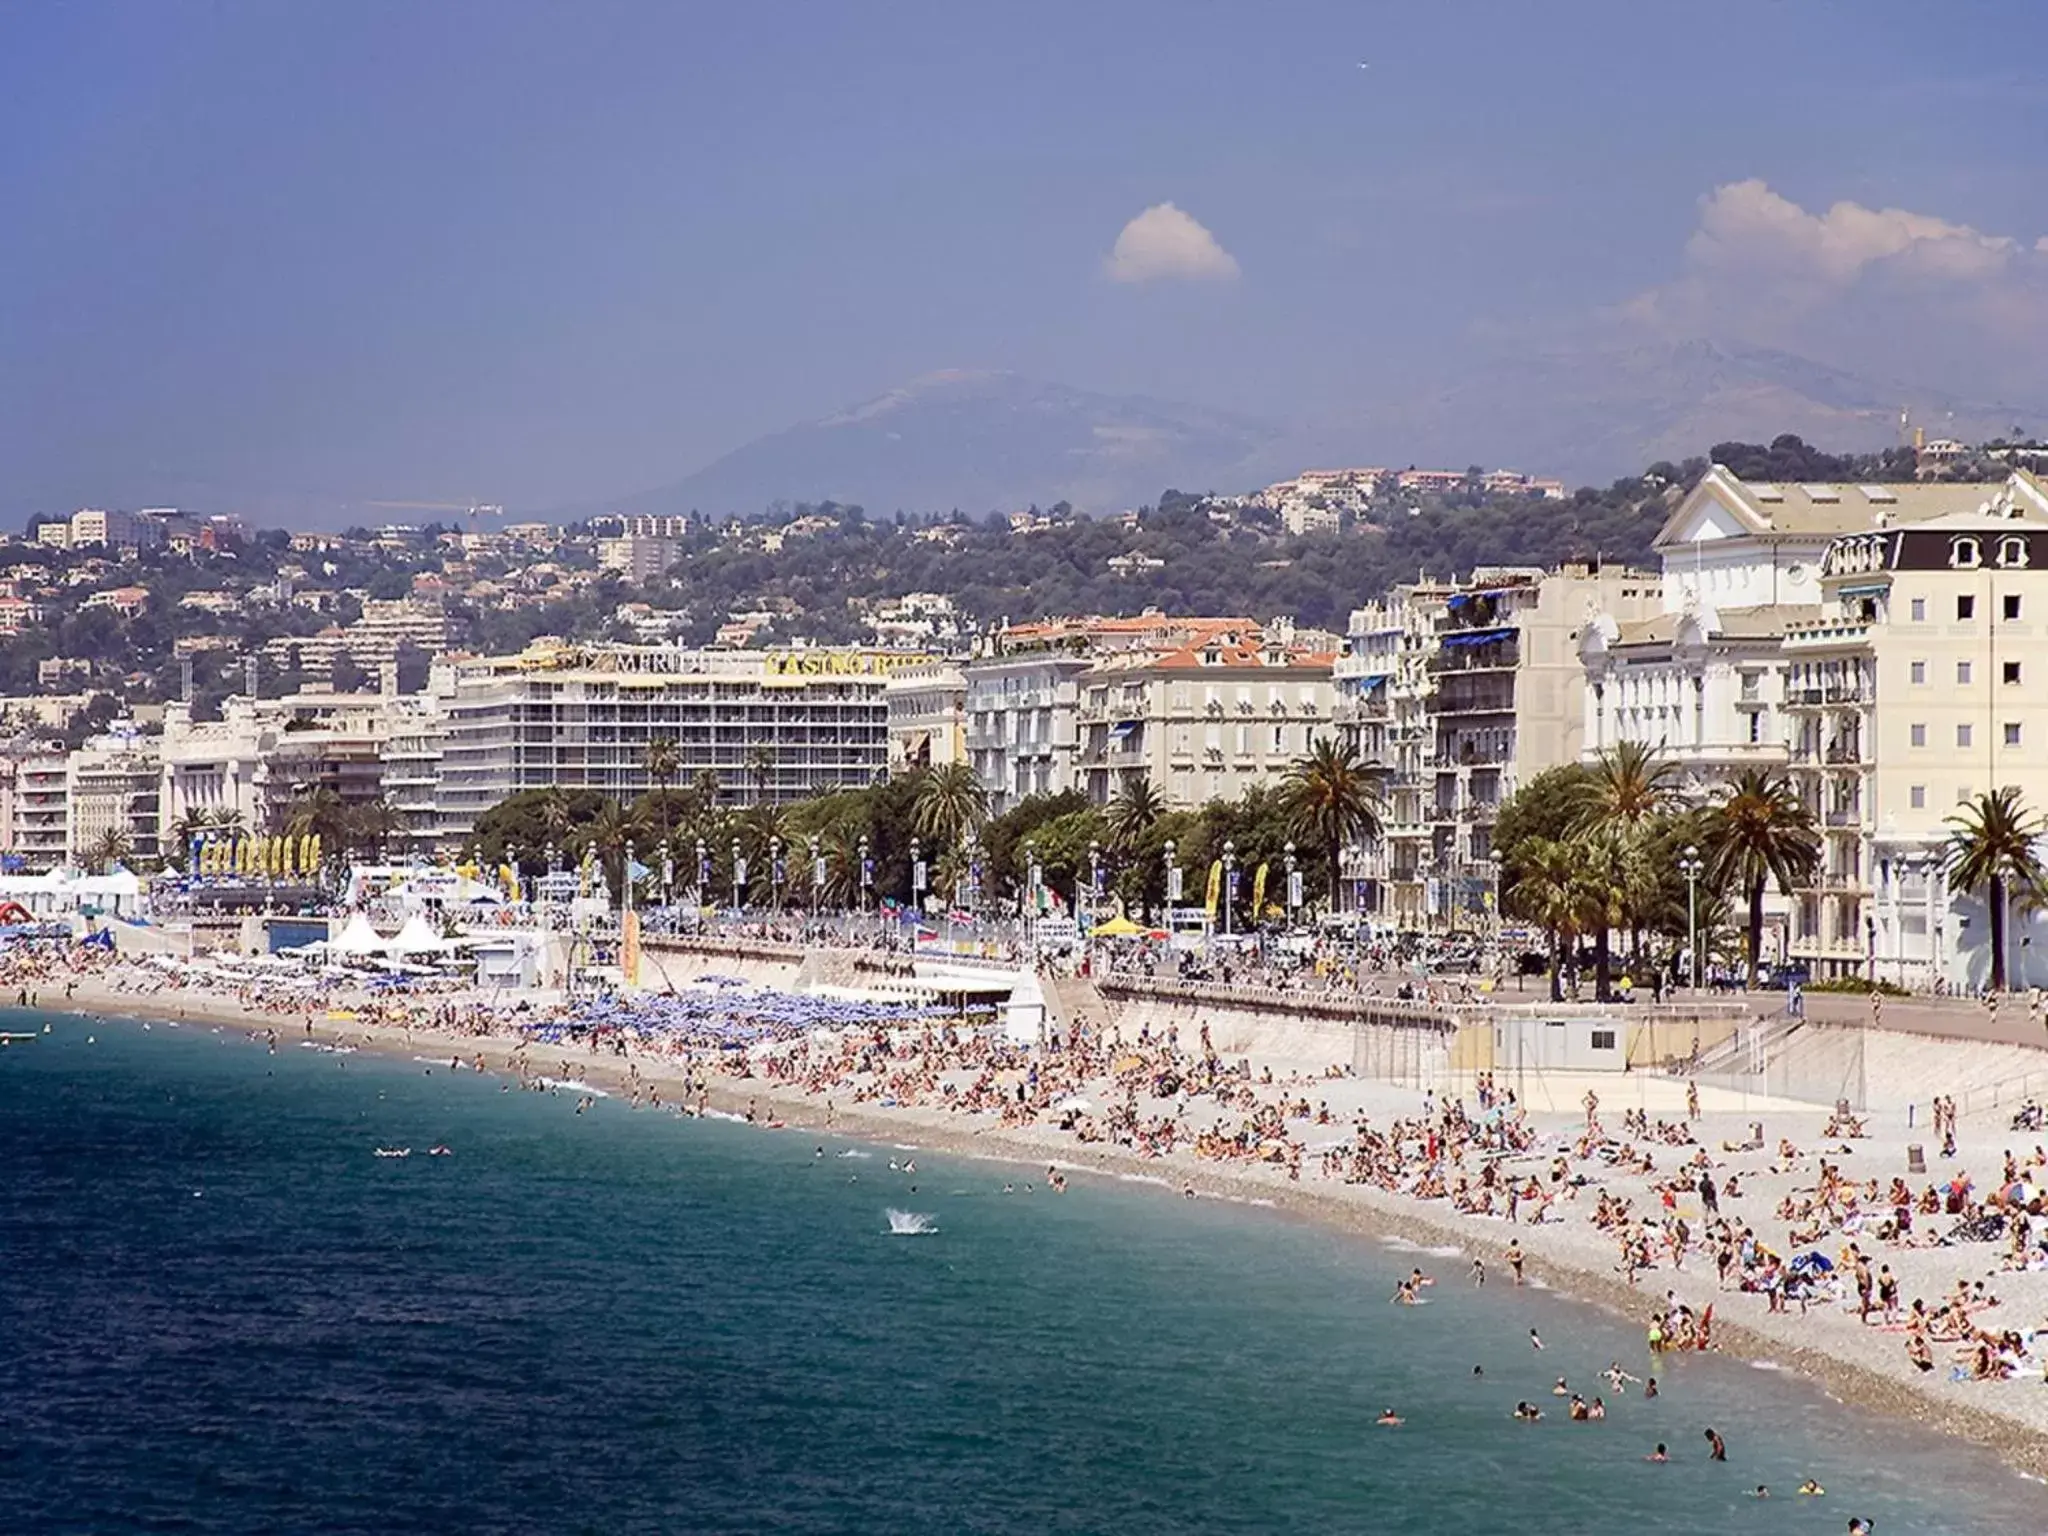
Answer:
[
  {"xmin": 307, "ymin": 834, "xmax": 321, "ymax": 873},
  {"xmin": 1204, "ymin": 860, "xmax": 1221, "ymax": 917},
  {"xmin": 620, "ymin": 908, "xmax": 642, "ymax": 987},
  {"xmin": 1252, "ymin": 862, "xmax": 1268, "ymax": 918}
]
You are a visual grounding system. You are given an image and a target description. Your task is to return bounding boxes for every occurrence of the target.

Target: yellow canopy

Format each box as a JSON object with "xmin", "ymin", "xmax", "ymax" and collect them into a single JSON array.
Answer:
[{"xmin": 1091, "ymin": 913, "xmax": 1145, "ymax": 937}]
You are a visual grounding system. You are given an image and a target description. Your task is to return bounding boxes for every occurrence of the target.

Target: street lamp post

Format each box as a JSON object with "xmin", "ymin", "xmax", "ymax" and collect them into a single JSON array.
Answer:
[
  {"xmin": 1284, "ymin": 840, "xmax": 1299, "ymax": 925},
  {"xmin": 1163, "ymin": 838, "xmax": 1182, "ymax": 926},
  {"xmin": 911, "ymin": 836, "xmax": 925, "ymax": 909},
  {"xmin": 1088, "ymin": 839, "xmax": 1101, "ymax": 923},
  {"xmin": 1678, "ymin": 843, "xmax": 1704, "ymax": 992},
  {"xmin": 770, "ymin": 835, "xmax": 783, "ymax": 914},
  {"xmin": 857, "ymin": 835, "xmax": 871, "ymax": 919},
  {"xmin": 808, "ymin": 833, "xmax": 823, "ymax": 915},
  {"xmin": 623, "ymin": 840, "xmax": 635, "ymax": 914},
  {"xmin": 731, "ymin": 836, "xmax": 743, "ymax": 914},
  {"xmin": 695, "ymin": 837, "xmax": 708, "ymax": 911},
  {"xmin": 1223, "ymin": 839, "xmax": 1237, "ymax": 938}
]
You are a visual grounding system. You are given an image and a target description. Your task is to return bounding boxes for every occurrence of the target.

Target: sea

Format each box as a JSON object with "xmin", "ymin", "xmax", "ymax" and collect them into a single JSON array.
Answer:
[{"xmin": 2, "ymin": 1011, "xmax": 2044, "ymax": 1535}]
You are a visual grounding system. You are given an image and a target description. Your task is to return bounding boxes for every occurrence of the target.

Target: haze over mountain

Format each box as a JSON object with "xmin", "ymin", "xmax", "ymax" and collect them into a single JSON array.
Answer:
[{"xmin": 580, "ymin": 344, "xmax": 2044, "ymax": 522}]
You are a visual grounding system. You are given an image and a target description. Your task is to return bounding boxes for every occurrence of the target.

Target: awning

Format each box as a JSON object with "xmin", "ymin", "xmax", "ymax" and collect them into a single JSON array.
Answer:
[
  {"xmin": 1108, "ymin": 720, "xmax": 1140, "ymax": 740},
  {"xmin": 1837, "ymin": 583, "xmax": 1889, "ymax": 597},
  {"xmin": 1442, "ymin": 627, "xmax": 1515, "ymax": 648}
]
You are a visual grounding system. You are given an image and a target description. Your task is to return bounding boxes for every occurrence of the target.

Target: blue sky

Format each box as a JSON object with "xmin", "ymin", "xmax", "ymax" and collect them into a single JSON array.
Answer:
[{"xmin": 2, "ymin": 0, "xmax": 2044, "ymax": 520}]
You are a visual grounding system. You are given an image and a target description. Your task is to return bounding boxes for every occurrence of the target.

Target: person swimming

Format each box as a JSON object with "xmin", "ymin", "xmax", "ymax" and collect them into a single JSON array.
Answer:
[
  {"xmin": 1529, "ymin": 1328, "xmax": 1544, "ymax": 1350},
  {"xmin": 1798, "ymin": 1480, "xmax": 1825, "ymax": 1496},
  {"xmin": 1705, "ymin": 1428, "xmax": 1727, "ymax": 1461},
  {"xmin": 1375, "ymin": 1408, "xmax": 1403, "ymax": 1425},
  {"xmin": 1645, "ymin": 1444, "xmax": 1668, "ymax": 1462},
  {"xmin": 1512, "ymin": 1401, "xmax": 1542, "ymax": 1421}
]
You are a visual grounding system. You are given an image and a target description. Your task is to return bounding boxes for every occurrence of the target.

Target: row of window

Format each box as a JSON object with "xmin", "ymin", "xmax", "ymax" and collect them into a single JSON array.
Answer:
[
  {"xmin": 1909, "ymin": 660, "xmax": 2024, "ymax": 685},
  {"xmin": 1907, "ymin": 722, "xmax": 2024, "ymax": 748},
  {"xmin": 1908, "ymin": 594, "xmax": 2022, "ymax": 621}
]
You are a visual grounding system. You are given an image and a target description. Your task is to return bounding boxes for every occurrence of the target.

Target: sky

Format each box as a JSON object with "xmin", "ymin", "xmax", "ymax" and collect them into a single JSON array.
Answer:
[{"xmin": 2, "ymin": 0, "xmax": 2045, "ymax": 523}]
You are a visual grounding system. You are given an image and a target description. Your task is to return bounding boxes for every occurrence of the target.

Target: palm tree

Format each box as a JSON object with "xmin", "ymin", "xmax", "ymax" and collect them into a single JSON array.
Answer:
[
  {"xmin": 645, "ymin": 736, "xmax": 681, "ymax": 841},
  {"xmin": 86, "ymin": 826, "xmax": 132, "ymax": 875},
  {"xmin": 1573, "ymin": 741, "xmax": 1681, "ymax": 831},
  {"xmin": 1705, "ymin": 768, "xmax": 1820, "ymax": 988},
  {"xmin": 282, "ymin": 786, "xmax": 349, "ymax": 848},
  {"xmin": 345, "ymin": 797, "xmax": 403, "ymax": 859},
  {"xmin": 537, "ymin": 786, "xmax": 575, "ymax": 849},
  {"xmin": 1104, "ymin": 773, "xmax": 1163, "ymax": 852},
  {"xmin": 912, "ymin": 762, "xmax": 988, "ymax": 849},
  {"xmin": 745, "ymin": 745, "xmax": 777, "ymax": 806},
  {"xmin": 1503, "ymin": 836, "xmax": 1590, "ymax": 1000},
  {"xmin": 1280, "ymin": 735, "xmax": 1381, "ymax": 907},
  {"xmin": 1573, "ymin": 828, "xmax": 1636, "ymax": 1001},
  {"xmin": 1946, "ymin": 787, "xmax": 2047, "ymax": 992}
]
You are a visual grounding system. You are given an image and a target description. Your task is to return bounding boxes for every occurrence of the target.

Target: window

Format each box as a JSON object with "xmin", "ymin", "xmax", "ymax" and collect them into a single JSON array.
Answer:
[
  {"xmin": 1747, "ymin": 711, "xmax": 1764, "ymax": 745},
  {"xmin": 2005, "ymin": 594, "xmax": 2023, "ymax": 620},
  {"xmin": 1957, "ymin": 660, "xmax": 1973, "ymax": 685},
  {"xmin": 1911, "ymin": 597, "xmax": 1927, "ymax": 622},
  {"xmin": 2007, "ymin": 723, "xmax": 2023, "ymax": 747},
  {"xmin": 1958, "ymin": 595, "xmax": 1977, "ymax": 620},
  {"xmin": 2006, "ymin": 661, "xmax": 2023, "ymax": 686},
  {"xmin": 1999, "ymin": 537, "xmax": 2030, "ymax": 570},
  {"xmin": 1910, "ymin": 785, "xmax": 1926, "ymax": 809},
  {"xmin": 1951, "ymin": 537, "xmax": 1982, "ymax": 569},
  {"xmin": 1589, "ymin": 1030, "xmax": 1617, "ymax": 1052},
  {"xmin": 1236, "ymin": 723, "xmax": 1251, "ymax": 754},
  {"xmin": 1957, "ymin": 723, "xmax": 1973, "ymax": 748},
  {"xmin": 1910, "ymin": 723, "xmax": 1927, "ymax": 747},
  {"xmin": 1271, "ymin": 725, "xmax": 1285, "ymax": 754},
  {"xmin": 1910, "ymin": 660, "xmax": 1927, "ymax": 684}
]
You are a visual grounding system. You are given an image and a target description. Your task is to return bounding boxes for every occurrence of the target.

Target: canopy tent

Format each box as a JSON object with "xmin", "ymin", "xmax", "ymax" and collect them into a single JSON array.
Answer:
[
  {"xmin": 391, "ymin": 912, "xmax": 461, "ymax": 954},
  {"xmin": 327, "ymin": 912, "xmax": 392, "ymax": 956},
  {"xmin": 1090, "ymin": 913, "xmax": 1145, "ymax": 938}
]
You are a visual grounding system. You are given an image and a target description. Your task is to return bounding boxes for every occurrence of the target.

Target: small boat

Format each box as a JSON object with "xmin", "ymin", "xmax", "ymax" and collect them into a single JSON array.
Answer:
[{"xmin": 0, "ymin": 1032, "xmax": 38, "ymax": 1043}]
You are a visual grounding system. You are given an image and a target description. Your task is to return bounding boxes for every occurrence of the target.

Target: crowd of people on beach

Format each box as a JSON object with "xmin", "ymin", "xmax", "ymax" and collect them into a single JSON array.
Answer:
[{"xmin": 17, "ymin": 926, "xmax": 2048, "ymax": 1424}]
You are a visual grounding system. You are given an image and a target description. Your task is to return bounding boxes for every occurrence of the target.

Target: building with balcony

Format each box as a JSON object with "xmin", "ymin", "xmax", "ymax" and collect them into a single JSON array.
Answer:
[
  {"xmin": 1335, "ymin": 584, "xmax": 1452, "ymax": 923},
  {"xmin": 10, "ymin": 755, "xmax": 70, "ymax": 871},
  {"xmin": 1783, "ymin": 472, "xmax": 2048, "ymax": 985},
  {"xmin": 433, "ymin": 643, "xmax": 900, "ymax": 841},
  {"xmin": 66, "ymin": 733, "xmax": 162, "ymax": 865},
  {"xmin": 886, "ymin": 660, "xmax": 967, "ymax": 774},
  {"xmin": 1582, "ymin": 467, "xmax": 2039, "ymax": 786},
  {"xmin": 1070, "ymin": 620, "xmax": 1337, "ymax": 809}
]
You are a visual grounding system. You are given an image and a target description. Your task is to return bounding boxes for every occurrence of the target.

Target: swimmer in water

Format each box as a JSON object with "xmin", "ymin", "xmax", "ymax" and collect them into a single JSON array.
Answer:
[
  {"xmin": 1798, "ymin": 1480, "xmax": 1825, "ymax": 1496},
  {"xmin": 1552, "ymin": 1377, "xmax": 1570, "ymax": 1397},
  {"xmin": 1705, "ymin": 1427, "xmax": 1728, "ymax": 1461},
  {"xmin": 1470, "ymin": 1257, "xmax": 1485, "ymax": 1285},
  {"xmin": 1603, "ymin": 1363, "xmax": 1637, "ymax": 1393},
  {"xmin": 1375, "ymin": 1408, "xmax": 1403, "ymax": 1426},
  {"xmin": 1529, "ymin": 1328, "xmax": 1544, "ymax": 1350},
  {"xmin": 1512, "ymin": 1401, "xmax": 1542, "ymax": 1422},
  {"xmin": 1748, "ymin": 1485, "xmax": 1769, "ymax": 1499},
  {"xmin": 1646, "ymin": 1444, "xmax": 1668, "ymax": 1462},
  {"xmin": 1644, "ymin": 1377, "xmax": 1658, "ymax": 1399},
  {"xmin": 1588, "ymin": 1397, "xmax": 1606, "ymax": 1421},
  {"xmin": 1392, "ymin": 1278, "xmax": 1418, "ymax": 1305}
]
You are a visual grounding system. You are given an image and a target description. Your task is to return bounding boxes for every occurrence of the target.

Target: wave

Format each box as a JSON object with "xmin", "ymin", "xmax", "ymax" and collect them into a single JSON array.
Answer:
[
  {"xmin": 836, "ymin": 1150, "xmax": 872, "ymax": 1160},
  {"xmin": 1116, "ymin": 1172, "xmax": 1172, "ymax": 1188},
  {"xmin": 534, "ymin": 1077, "xmax": 609, "ymax": 1097},
  {"xmin": 701, "ymin": 1109, "xmax": 747, "ymax": 1122},
  {"xmin": 886, "ymin": 1209, "xmax": 937, "ymax": 1236},
  {"xmin": 1748, "ymin": 1359, "xmax": 1788, "ymax": 1373}
]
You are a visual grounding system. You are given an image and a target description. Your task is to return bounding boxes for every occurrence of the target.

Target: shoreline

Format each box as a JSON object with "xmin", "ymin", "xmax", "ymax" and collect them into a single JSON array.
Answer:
[{"xmin": 33, "ymin": 977, "xmax": 2048, "ymax": 1486}]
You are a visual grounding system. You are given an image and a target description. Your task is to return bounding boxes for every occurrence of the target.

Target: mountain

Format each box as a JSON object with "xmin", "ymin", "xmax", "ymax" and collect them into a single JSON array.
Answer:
[
  {"xmin": 592, "ymin": 370, "xmax": 1287, "ymax": 519},
  {"xmin": 571, "ymin": 346, "xmax": 2048, "ymax": 527},
  {"xmin": 1350, "ymin": 339, "xmax": 2045, "ymax": 488}
]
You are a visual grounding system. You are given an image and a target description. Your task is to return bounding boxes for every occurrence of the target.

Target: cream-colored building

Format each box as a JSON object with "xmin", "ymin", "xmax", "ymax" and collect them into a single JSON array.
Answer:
[
  {"xmin": 67, "ymin": 734, "xmax": 162, "ymax": 865},
  {"xmin": 886, "ymin": 661, "xmax": 967, "ymax": 774},
  {"xmin": 1785, "ymin": 473, "xmax": 2048, "ymax": 987},
  {"xmin": 1071, "ymin": 622, "xmax": 1338, "ymax": 808},
  {"xmin": 1582, "ymin": 468, "xmax": 2038, "ymax": 787}
]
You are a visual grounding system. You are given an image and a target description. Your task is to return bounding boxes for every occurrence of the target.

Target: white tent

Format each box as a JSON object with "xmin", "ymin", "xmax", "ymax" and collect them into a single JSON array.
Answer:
[
  {"xmin": 327, "ymin": 912, "xmax": 392, "ymax": 956},
  {"xmin": 392, "ymin": 912, "xmax": 459, "ymax": 954}
]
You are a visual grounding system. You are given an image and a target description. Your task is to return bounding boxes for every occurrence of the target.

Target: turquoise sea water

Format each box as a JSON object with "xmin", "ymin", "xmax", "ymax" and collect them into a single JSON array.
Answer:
[{"xmin": 2, "ymin": 1012, "xmax": 2043, "ymax": 1535}]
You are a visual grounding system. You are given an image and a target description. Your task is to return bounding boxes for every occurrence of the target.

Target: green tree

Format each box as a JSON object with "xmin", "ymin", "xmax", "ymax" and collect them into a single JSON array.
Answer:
[
  {"xmin": 1280, "ymin": 735, "xmax": 1380, "ymax": 908},
  {"xmin": 1104, "ymin": 773, "xmax": 1164, "ymax": 853},
  {"xmin": 1500, "ymin": 835, "xmax": 1591, "ymax": 1000},
  {"xmin": 1946, "ymin": 787, "xmax": 2047, "ymax": 992},
  {"xmin": 911, "ymin": 762, "xmax": 988, "ymax": 849},
  {"xmin": 86, "ymin": 826, "xmax": 132, "ymax": 874},
  {"xmin": 645, "ymin": 736, "xmax": 681, "ymax": 840},
  {"xmin": 1704, "ymin": 768, "xmax": 1820, "ymax": 988}
]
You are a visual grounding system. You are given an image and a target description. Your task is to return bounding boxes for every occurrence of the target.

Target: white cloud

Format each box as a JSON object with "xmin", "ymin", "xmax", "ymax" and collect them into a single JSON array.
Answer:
[
  {"xmin": 1682, "ymin": 179, "xmax": 2017, "ymax": 288},
  {"xmin": 1103, "ymin": 202, "xmax": 1240, "ymax": 284}
]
